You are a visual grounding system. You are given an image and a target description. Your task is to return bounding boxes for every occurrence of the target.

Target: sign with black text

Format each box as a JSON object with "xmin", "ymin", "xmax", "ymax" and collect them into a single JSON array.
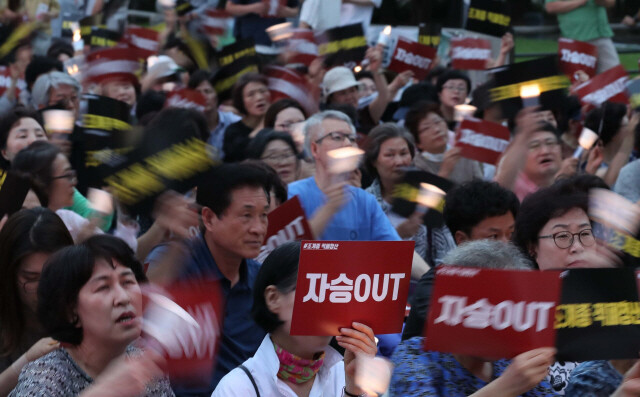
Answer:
[
  {"xmin": 465, "ymin": 0, "xmax": 511, "ymax": 37},
  {"xmin": 315, "ymin": 23, "xmax": 367, "ymax": 69}
]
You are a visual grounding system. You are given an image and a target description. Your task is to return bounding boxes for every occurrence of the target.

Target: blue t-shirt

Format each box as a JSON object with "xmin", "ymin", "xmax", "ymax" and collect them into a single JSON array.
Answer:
[
  {"xmin": 287, "ymin": 177, "xmax": 401, "ymax": 241},
  {"xmin": 564, "ymin": 360, "xmax": 623, "ymax": 397},
  {"xmin": 145, "ymin": 233, "xmax": 265, "ymax": 396},
  {"xmin": 390, "ymin": 337, "xmax": 556, "ymax": 396},
  {"xmin": 230, "ymin": 0, "xmax": 299, "ymax": 46}
]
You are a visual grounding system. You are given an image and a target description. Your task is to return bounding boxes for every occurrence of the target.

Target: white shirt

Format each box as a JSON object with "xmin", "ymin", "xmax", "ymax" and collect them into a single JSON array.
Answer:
[
  {"xmin": 212, "ymin": 335, "xmax": 346, "ymax": 397},
  {"xmin": 339, "ymin": 0, "xmax": 382, "ymax": 34},
  {"xmin": 300, "ymin": 0, "xmax": 341, "ymax": 31}
]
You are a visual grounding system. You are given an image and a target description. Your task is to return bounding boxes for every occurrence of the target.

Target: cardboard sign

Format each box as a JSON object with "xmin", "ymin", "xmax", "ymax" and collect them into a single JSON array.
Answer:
[
  {"xmin": 391, "ymin": 170, "xmax": 454, "ymax": 229},
  {"xmin": 165, "ymin": 89, "xmax": 207, "ymax": 113},
  {"xmin": 425, "ymin": 267, "xmax": 562, "ymax": 359},
  {"xmin": 212, "ymin": 40, "xmax": 259, "ymax": 102},
  {"xmin": 558, "ymin": 38, "xmax": 598, "ymax": 82},
  {"xmin": 0, "ymin": 22, "xmax": 38, "ymax": 62},
  {"xmin": 450, "ymin": 37, "xmax": 491, "ymax": 70},
  {"xmin": 76, "ymin": 95, "xmax": 133, "ymax": 190},
  {"xmin": 84, "ymin": 47, "xmax": 144, "ymax": 85},
  {"xmin": 455, "ymin": 117, "xmax": 510, "ymax": 164},
  {"xmin": 256, "ymin": 196, "xmax": 313, "ymax": 263},
  {"xmin": 291, "ymin": 241, "xmax": 414, "ymax": 335},
  {"xmin": 572, "ymin": 64, "xmax": 629, "ymax": 106},
  {"xmin": 315, "ymin": 23, "xmax": 368, "ymax": 69},
  {"xmin": 465, "ymin": 0, "xmax": 511, "ymax": 37},
  {"xmin": 121, "ymin": 27, "xmax": 159, "ymax": 58},
  {"xmin": 89, "ymin": 27, "xmax": 121, "ymax": 49},
  {"xmin": 286, "ymin": 29, "xmax": 318, "ymax": 67},
  {"xmin": 265, "ymin": 66, "xmax": 318, "ymax": 116},
  {"xmin": 387, "ymin": 37, "xmax": 436, "ymax": 81},
  {"xmin": 0, "ymin": 170, "xmax": 30, "ymax": 218},
  {"xmin": 556, "ymin": 268, "xmax": 640, "ymax": 361},
  {"xmin": 142, "ymin": 280, "xmax": 223, "ymax": 388},
  {"xmin": 202, "ymin": 8, "xmax": 231, "ymax": 37},
  {"xmin": 418, "ymin": 23, "xmax": 441, "ymax": 48}
]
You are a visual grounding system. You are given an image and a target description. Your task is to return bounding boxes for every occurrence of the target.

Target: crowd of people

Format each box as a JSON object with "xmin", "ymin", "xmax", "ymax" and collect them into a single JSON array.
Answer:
[{"xmin": 0, "ymin": 0, "xmax": 639, "ymax": 396}]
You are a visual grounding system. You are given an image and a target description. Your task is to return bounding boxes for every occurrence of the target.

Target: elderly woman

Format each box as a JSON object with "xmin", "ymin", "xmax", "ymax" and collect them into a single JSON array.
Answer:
[
  {"xmin": 213, "ymin": 242, "xmax": 377, "ymax": 396},
  {"xmin": 390, "ymin": 240, "xmax": 556, "ymax": 396},
  {"xmin": 223, "ymin": 73, "xmax": 272, "ymax": 163},
  {"xmin": 0, "ymin": 208, "xmax": 74, "ymax": 395},
  {"xmin": 246, "ymin": 129, "xmax": 301, "ymax": 185},
  {"xmin": 405, "ymin": 101, "xmax": 483, "ymax": 184},
  {"xmin": 364, "ymin": 123, "xmax": 426, "ymax": 260},
  {"xmin": 31, "ymin": 71, "xmax": 81, "ymax": 119},
  {"xmin": 9, "ymin": 235, "xmax": 174, "ymax": 396}
]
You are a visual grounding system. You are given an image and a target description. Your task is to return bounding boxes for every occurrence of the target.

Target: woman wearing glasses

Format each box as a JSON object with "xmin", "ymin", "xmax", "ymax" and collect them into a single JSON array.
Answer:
[
  {"xmin": 247, "ymin": 129, "xmax": 301, "ymax": 185},
  {"xmin": 0, "ymin": 207, "xmax": 74, "ymax": 396},
  {"xmin": 436, "ymin": 70, "xmax": 471, "ymax": 130},
  {"xmin": 12, "ymin": 141, "xmax": 101, "ymax": 243},
  {"xmin": 513, "ymin": 181, "xmax": 618, "ymax": 394}
]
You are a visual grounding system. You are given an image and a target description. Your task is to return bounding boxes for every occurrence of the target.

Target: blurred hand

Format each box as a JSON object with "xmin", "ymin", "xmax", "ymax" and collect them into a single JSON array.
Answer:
[
  {"xmin": 555, "ymin": 157, "xmax": 579, "ymax": 179},
  {"xmin": 338, "ymin": 322, "xmax": 377, "ymax": 396},
  {"xmin": 85, "ymin": 350, "xmax": 165, "ymax": 397},
  {"xmin": 500, "ymin": 32, "xmax": 514, "ymax": 55},
  {"xmin": 25, "ymin": 338, "xmax": 59, "ymax": 362},
  {"xmin": 438, "ymin": 146, "xmax": 462, "ymax": 179},
  {"xmin": 389, "ymin": 70, "xmax": 414, "ymax": 92},
  {"xmin": 153, "ymin": 190, "xmax": 200, "ymax": 240},
  {"xmin": 365, "ymin": 46, "xmax": 383, "ymax": 73},
  {"xmin": 613, "ymin": 360, "xmax": 640, "ymax": 397},
  {"xmin": 585, "ymin": 144, "xmax": 604, "ymax": 174},
  {"xmin": 623, "ymin": 15, "xmax": 637, "ymax": 26},
  {"xmin": 396, "ymin": 211, "xmax": 424, "ymax": 239},
  {"xmin": 252, "ymin": 1, "xmax": 268, "ymax": 16},
  {"xmin": 497, "ymin": 347, "xmax": 556, "ymax": 395}
]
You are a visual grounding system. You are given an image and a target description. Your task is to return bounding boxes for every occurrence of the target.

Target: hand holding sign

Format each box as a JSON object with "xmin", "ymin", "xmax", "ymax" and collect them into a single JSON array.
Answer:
[
  {"xmin": 495, "ymin": 348, "xmax": 557, "ymax": 395},
  {"xmin": 340, "ymin": 322, "xmax": 378, "ymax": 397}
]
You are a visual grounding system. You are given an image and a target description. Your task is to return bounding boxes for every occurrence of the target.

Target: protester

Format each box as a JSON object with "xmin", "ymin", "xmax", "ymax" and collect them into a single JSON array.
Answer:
[
  {"xmin": 9, "ymin": 235, "xmax": 173, "ymax": 396},
  {"xmin": 402, "ymin": 180, "xmax": 519, "ymax": 340},
  {"xmin": 187, "ymin": 70, "xmax": 241, "ymax": 157},
  {"xmin": 246, "ymin": 129, "xmax": 300, "ymax": 184},
  {"xmin": 340, "ymin": 0, "xmax": 381, "ymax": 34},
  {"xmin": 213, "ymin": 241, "xmax": 377, "ymax": 396},
  {"xmin": 436, "ymin": 70, "xmax": 471, "ymax": 130},
  {"xmin": 0, "ymin": 208, "xmax": 73, "ymax": 395},
  {"xmin": 30, "ymin": 71, "xmax": 80, "ymax": 118},
  {"xmin": 145, "ymin": 163, "xmax": 270, "ymax": 394},
  {"xmin": 264, "ymin": 98, "xmax": 307, "ymax": 135},
  {"xmin": 225, "ymin": 0, "xmax": 299, "ymax": 47},
  {"xmin": 223, "ymin": 73, "xmax": 271, "ymax": 163},
  {"xmin": 405, "ymin": 101, "xmax": 483, "ymax": 184},
  {"xmin": 390, "ymin": 240, "xmax": 557, "ymax": 396},
  {"xmin": 363, "ymin": 123, "xmax": 426, "ymax": 259}
]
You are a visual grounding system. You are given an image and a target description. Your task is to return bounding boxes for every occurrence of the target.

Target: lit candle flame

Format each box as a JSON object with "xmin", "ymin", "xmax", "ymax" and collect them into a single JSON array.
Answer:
[
  {"xmin": 354, "ymin": 65, "xmax": 362, "ymax": 73},
  {"xmin": 417, "ymin": 183, "xmax": 446, "ymax": 209},
  {"xmin": 520, "ymin": 84, "xmax": 540, "ymax": 99},
  {"xmin": 383, "ymin": 25, "xmax": 392, "ymax": 35},
  {"xmin": 72, "ymin": 29, "xmax": 81, "ymax": 43}
]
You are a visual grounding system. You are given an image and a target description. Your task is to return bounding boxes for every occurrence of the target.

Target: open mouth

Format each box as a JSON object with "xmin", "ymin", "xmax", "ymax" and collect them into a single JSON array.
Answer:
[
  {"xmin": 538, "ymin": 158, "xmax": 554, "ymax": 165},
  {"xmin": 116, "ymin": 312, "xmax": 136, "ymax": 324}
]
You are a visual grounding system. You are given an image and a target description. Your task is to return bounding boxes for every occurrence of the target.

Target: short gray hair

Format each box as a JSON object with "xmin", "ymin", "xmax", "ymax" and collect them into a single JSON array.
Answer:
[
  {"xmin": 303, "ymin": 110, "xmax": 356, "ymax": 158},
  {"xmin": 441, "ymin": 240, "xmax": 534, "ymax": 270},
  {"xmin": 31, "ymin": 71, "xmax": 81, "ymax": 109}
]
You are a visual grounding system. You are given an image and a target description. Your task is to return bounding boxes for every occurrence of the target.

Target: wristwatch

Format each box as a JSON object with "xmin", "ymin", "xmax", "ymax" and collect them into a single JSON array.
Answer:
[{"xmin": 343, "ymin": 387, "xmax": 366, "ymax": 397}]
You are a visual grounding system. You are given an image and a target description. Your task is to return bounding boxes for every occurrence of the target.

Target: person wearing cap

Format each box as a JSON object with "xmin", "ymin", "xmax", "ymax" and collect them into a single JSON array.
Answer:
[
  {"xmin": 545, "ymin": 0, "xmax": 619, "ymax": 73},
  {"xmin": 140, "ymin": 55, "xmax": 185, "ymax": 93},
  {"xmin": 322, "ymin": 47, "xmax": 390, "ymax": 135}
]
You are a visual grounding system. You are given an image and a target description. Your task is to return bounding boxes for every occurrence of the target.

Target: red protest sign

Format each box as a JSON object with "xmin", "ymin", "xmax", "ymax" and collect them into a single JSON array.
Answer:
[
  {"xmin": 121, "ymin": 27, "xmax": 159, "ymax": 58},
  {"xmin": 142, "ymin": 280, "xmax": 224, "ymax": 387},
  {"xmin": 265, "ymin": 65, "xmax": 319, "ymax": 116},
  {"xmin": 450, "ymin": 37, "xmax": 492, "ymax": 70},
  {"xmin": 558, "ymin": 38, "xmax": 597, "ymax": 82},
  {"xmin": 425, "ymin": 266, "xmax": 562, "ymax": 359},
  {"xmin": 256, "ymin": 196, "xmax": 313, "ymax": 263},
  {"xmin": 165, "ymin": 88, "xmax": 207, "ymax": 113},
  {"xmin": 291, "ymin": 241, "xmax": 414, "ymax": 335},
  {"xmin": 286, "ymin": 29, "xmax": 318, "ymax": 67},
  {"xmin": 388, "ymin": 36, "xmax": 436, "ymax": 80},
  {"xmin": 202, "ymin": 8, "xmax": 231, "ymax": 36},
  {"xmin": 572, "ymin": 64, "xmax": 629, "ymax": 106},
  {"xmin": 455, "ymin": 117, "xmax": 510, "ymax": 164}
]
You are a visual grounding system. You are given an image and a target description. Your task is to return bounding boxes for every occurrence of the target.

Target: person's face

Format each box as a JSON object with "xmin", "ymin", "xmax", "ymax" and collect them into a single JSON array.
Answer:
[
  {"xmin": 16, "ymin": 252, "xmax": 50, "ymax": 313},
  {"xmin": 311, "ymin": 118, "xmax": 357, "ymax": 169},
  {"xmin": 14, "ymin": 46, "xmax": 32, "ymax": 79},
  {"xmin": 102, "ymin": 80, "xmax": 136, "ymax": 107},
  {"xmin": 270, "ymin": 289, "xmax": 332, "ymax": 355},
  {"xmin": 537, "ymin": 110, "xmax": 557, "ymax": 128},
  {"xmin": 75, "ymin": 260, "xmax": 142, "ymax": 348},
  {"xmin": 533, "ymin": 207, "xmax": 596, "ymax": 270},
  {"xmin": 196, "ymin": 80, "xmax": 218, "ymax": 113},
  {"xmin": 523, "ymin": 131, "xmax": 562, "ymax": 183},
  {"xmin": 455, "ymin": 212, "xmax": 515, "ymax": 245},
  {"xmin": 439, "ymin": 78, "xmax": 468, "ymax": 109},
  {"xmin": 48, "ymin": 84, "xmax": 80, "ymax": 117},
  {"xmin": 330, "ymin": 85, "xmax": 359, "ymax": 109},
  {"xmin": 374, "ymin": 137, "xmax": 412, "ymax": 184},
  {"xmin": 416, "ymin": 112, "xmax": 448, "ymax": 154},
  {"xmin": 203, "ymin": 186, "xmax": 269, "ymax": 260},
  {"xmin": 359, "ymin": 77, "xmax": 376, "ymax": 99},
  {"xmin": 57, "ymin": 53, "xmax": 70, "ymax": 63},
  {"xmin": 274, "ymin": 107, "xmax": 305, "ymax": 133},
  {"xmin": 2, "ymin": 118, "xmax": 47, "ymax": 161},
  {"xmin": 48, "ymin": 153, "xmax": 76, "ymax": 210},
  {"xmin": 261, "ymin": 139, "xmax": 297, "ymax": 184},
  {"xmin": 243, "ymin": 82, "xmax": 270, "ymax": 117}
]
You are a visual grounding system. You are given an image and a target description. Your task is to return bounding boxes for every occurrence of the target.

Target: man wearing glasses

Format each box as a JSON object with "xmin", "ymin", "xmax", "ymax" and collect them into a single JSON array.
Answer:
[{"xmin": 288, "ymin": 110, "xmax": 430, "ymax": 279}]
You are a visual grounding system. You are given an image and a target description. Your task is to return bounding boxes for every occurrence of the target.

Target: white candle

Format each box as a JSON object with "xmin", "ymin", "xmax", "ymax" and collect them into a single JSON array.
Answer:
[
  {"xmin": 520, "ymin": 84, "xmax": 540, "ymax": 108},
  {"xmin": 43, "ymin": 109, "xmax": 75, "ymax": 134},
  {"xmin": 327, "ymin": 147, "xmax": 364, "ymax": 175},
  {"xmin": 417, "ymin": 183, "xmax": 446, "ymax": 211},
  {"xmin": 454, "ymin": 104, "xmax": 477, "ymax": 122},
  {"xmin": 377, "ymin": 25, "xmax": 392, "ymax": 47},
  {"xmin": 573, "ymin": 127, "xmax": 599, "ymax": 158}
]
